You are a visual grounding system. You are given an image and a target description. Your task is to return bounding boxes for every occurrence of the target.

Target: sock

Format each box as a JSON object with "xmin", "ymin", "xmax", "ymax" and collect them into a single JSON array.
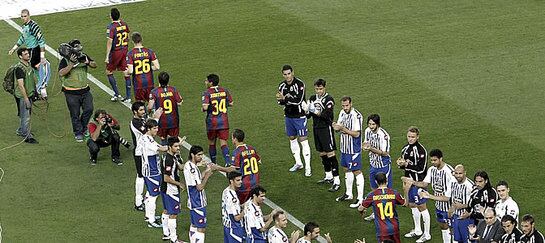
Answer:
[
  {"xmin": 221, "ymin": 145, "xmax": 231, "ymax": 165},
  {"xmin": 325, "ymin": 171, "xmax": 333, "ymax": 180},
  {"xmin": 321, "ymin": 155, "xmax": 331, "ymax": 175},
  {"xmin": 189, "ymin": 226, "xmax": 197, "ymax": 242},
  {"xmin": 411, "ymin": 208, "xmax": 423, "ymax": 234},
  {"xmin": 345, "ymin": 172, "xmax": 354, "ymax": 197},
  {"xmin": 300, "ymin": 140, "xmax": 311, "ymax": 170},
  {"xmin": 355, "ymin": 173, "xmax": 364, "ymax": 201},
  {"xmin": 135, "ymin": 177, "xmax": 144, "ymax": 206},
  {"xmin": 107, "ymin": 74, "xmax": 119, "ymax": 96},
  {"xmin": 329, "ymin": 156, "xmax": 340, "ymax": 177},
  {"xmin": 209, "ymin": 144, "xmax": 217, "ymax": 163},
  {"xmin": 333, "ymin": 176, "xmax": 340, "ymax": 185},
  {"xmin": 124, "ymin": 76, "xmax": 131, "ymax": 99},
  {"xmin": 161, "ymin": 213, "xmax": 169, "ymax": 236},
  {"xmin": 421, "ymin": 209, "xmax": 431, "ymax": 236},
  {"xmin": 168, "ymin": 218, "xmax": 177, "ymax": 242},
  {"xmin": 144, "ymin": 195, "xmax": 157, "ymax": 223},
  {"xmin": 193, "ymin": 231, "xmax": 205, "ymax": 243},
  {"xmin": 289, "ymin": 139, "xmax": 302, "ymax": 166},
  {"xmin": 441, "ymin": 229, "xmax": 451, "ymax": 243}
]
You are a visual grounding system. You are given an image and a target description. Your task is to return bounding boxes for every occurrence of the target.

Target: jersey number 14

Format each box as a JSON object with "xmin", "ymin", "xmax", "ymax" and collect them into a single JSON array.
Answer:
[{"xmin": 376, "ymin": 201, "xmax": 394, "ymax": 220}]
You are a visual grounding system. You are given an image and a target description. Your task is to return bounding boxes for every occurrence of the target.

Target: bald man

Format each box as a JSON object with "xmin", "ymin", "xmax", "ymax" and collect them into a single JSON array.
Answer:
[{"xmin": 449, "ymin": 165, "xmax": 475, "ymax": 243}]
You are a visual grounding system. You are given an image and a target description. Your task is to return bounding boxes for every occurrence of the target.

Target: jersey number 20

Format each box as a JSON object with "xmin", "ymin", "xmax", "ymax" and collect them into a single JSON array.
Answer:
[{"xmin": 243, "ymin": 157, "xmax": 259, "ymax": 175}]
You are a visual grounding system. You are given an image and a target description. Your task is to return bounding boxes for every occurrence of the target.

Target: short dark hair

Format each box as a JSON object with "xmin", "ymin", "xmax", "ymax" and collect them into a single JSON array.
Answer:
[
  {"xmin": 145, "ymin": 119, "xmax": 158, "ymax": 130},
  {"xmin": 367, "ymin": 113, "xmax": 381, "ymax": 127},
  {"xmin": 304, "ymin": 222, "xmax": 319, "ymax": 236},
  {"xmin": 496, "ymin": 180, "xmax": 509, "ymax": 189},
  {"xmin": 131, "ymin": 32, "xmax": 142, "ymax": 44},
  {"xmin": 375, "ymin": 172, "xmax": 387, "ymax": 185},
  {"xmin": 272, "ymin": 210, "xmax": 285, "ymax": 221},
  {"xmin": 250, "ymin": 185, "xmax": 266, "ymax": 199},
  {"xmin": 474, "ymin": 170, "xmax": 492, "ymax": 189},
  {"xmin": 407, "ymin": 126, "xmax": 420, "ymax": 135},
  {"xmin": 158, "ymin": 71, "xmax": 170, "ymax": 87},
  {"xmin": 314, "ymin": 78, "xmax": 326, "ymax": 87},
  {"xmin": 131, "ymin": 101, "xmax": 145, "ymax": 113},
  {"xmin": 382, "ymin": 240, "xmax": 395, "ymax": 243},
  {"xmin": 501, "ymin": 214, "xmax": 517, "ymax": 225},
  {"xmin": 93, "ymin": 109, "xmax": 107, "ymax": 120},
  {"xmin": 207, "ymin": 74, "xmax": 220, "ymax": 86},
  {"xmin": 429, "ymin": 148, "xmax": 443, "ymax": 158},
  {"xmin": 232, "ymin": 129, "xmax": 245, "ymax": 142},
  {"xmin": 282, "ymin": 64, "xmax": 292, "ymax": 72},
  {"xmin": 17, "ymin": 47, "xmax": 29, "ymax": 57},
  {"xmin": 227, "ymin": 171, "xmax": 242, "ymax": 181},
  {"xmin": 110, "ymin": 8, "xmax": 120, "ymax": 20},
  {"xmin": 167, "ymin": 136, "xmax": 180, "ymax": 148},
  {"xmin": 341, "ymin": 96, "xmax": 352, "ymax": 103},
  {"xmin": 188, "ymin": 145, "xmax": 204, "ymax": 160},
  {"xmin": 522, "ymin": 214, "xmax": 535, "ymax": 224}
]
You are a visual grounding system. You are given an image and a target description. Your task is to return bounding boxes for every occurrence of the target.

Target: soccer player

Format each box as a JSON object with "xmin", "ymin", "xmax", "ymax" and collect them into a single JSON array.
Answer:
[
  {"xmin": 468, "ymin": 170, "xmax": 497, "ymax": 224},
  {"xmin": 333, "ymin": 96, "xmax": 364, "ymax": 209},
  {"xmin": 105, "ymin": 8, "xmax": 131, "ymax": 101},
  {"xmin": 148, "ymin": 71, "xmax": 183, "ymax": 144},
  {"xmin": 230, "ymin": 129, "xmax": 262, "ymax": 203},
  {"xmin": 244, "ymin": 186, "xmax": 276, "ymax": 243},
  {"xmin": 295, "ymin": 222, "xmax": 332, "ymax": 243},
  {"xmin": 396, "ymin": 126, "xmax": 431, "ymax": 241},
  {"xmin": 136, "ymin": 119, "xmax": 168, "ymax": 228},
  {"xmin": 403, "ymin": 148, "xmax": 455, "ymax": 243},
  {"xmin": 130, "ymin": 102, "xmax": 149, "ymax": 211},
  {"xmin": 358, "ymin": 172, "xmax": 407, "ymax": 243},
  {"xmin": 276, "ymin": 64, "xmax": 312, "ymax": 176},
  {"xmin": 160, "ymin": 136, "xmax": 186, "ymax": 243},
  {"xmin": 448, "ymin": 164, "xmax": 475, "ymax": 243},
  {"xmin": 126, "ymin": 32, "xmax": 160, "ymax": 102},
  {"xmin": 222, "ymin": 171, "xmax": 245, "ymax": 243},
  {"xmin": 202, "ymin": 73, "xmax": 233, "ymax": 165},
  {"xmin": 500, "ymin": 215, "xmax": 523, "ymax": 243},
  {"xmin": 495, "ymin": 180, "xmax": 519, "ymax": 223},
  {"xmin": 184, "ymin": 145, "xmax": 213, "ymax": 243},
  {"xmin": 520, "ymin": 214, "xmax": 544, "ymax": 243},
  {"xmin": 362, "ymin": 114, "xmax": 392, "ymax": 221},
  {"xmin": 268, "ymin": 210, "xmax": 300, "ymax": 243},
  {"xmin": 306, "ymin": 79, "xmax": 340, "ymax": 191}
]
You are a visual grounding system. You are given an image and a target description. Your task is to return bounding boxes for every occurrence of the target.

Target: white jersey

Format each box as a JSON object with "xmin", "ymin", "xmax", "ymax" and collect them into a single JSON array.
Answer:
[
  {"xmin": 296, "ymin": 238, "xmax": 311, "ymax": 243},
  {"xmin": 244, "ymin": 200, "xmax": 266, "ymax": 241},
  {"xmin": 495, "ymin": 197, "xmax": 519, "ymax": 222},
  {"xmin": 337, "ymin": 108, "xmax": 362, "ymax": 154},
  {"xmin": 138, "ymin": 134, "xmax": 161, "ymax": 177},
  {"xmin": 450, "ymin": 178, "xmax": 475, "ymax": 216},
  {"xmin": 222, "ymin": 187, "xmax": 242, "ymax": 228},
  {"xmin": 364, "ymin": 127, "xmax": 391, "ymax": 168},
  {"xmin": 130, "ymin": 117, "xmax": 146, "ymax": 156},
  {"xmin": 423, "ymin": 163, "xmax": 455, "ymax": 211},
  {"xmin": 268, "ymin": 226, "xmax": 289, "ymax": 243},
  {"xmin": 183, "ymin": 161, "xmax": 207, "ymax": 209}
]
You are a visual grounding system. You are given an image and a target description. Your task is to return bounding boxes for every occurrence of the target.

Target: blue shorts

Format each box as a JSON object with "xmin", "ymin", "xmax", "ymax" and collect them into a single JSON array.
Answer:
[
  {"xmin": 223, "ymin": 225, "xmax": 244, "ymax": 243},
  {"xmin": 435, "ymin": 209, "xmax": 450, "ymax": 224},
  {"xmin": 285, "ymin": 117, "xmax": 308, "ymax": 137},
  {"xmin": 408, "ymin": 186, "xmax": 428, "ymax": 205},
  {"xmin": 341, "ymin": 153, "xmax": 362, "ymax": 171},
  {"xmin": 161, "ymin": 192, "xmax": 181, "ymax": 215},
  {"xmin": 144, "ymin": 175, "xmax": 161, "ymax": 197},
  {"xmin": 190, "ymin": 208, "xmax": 207, "ymax": 228},
  {"xmin": 246, "ymin": 238, "xmax": 267, "ymax": 243},
  {"xmin": 369, "ymin": 164, "xmax": 392, "ymax": 189},
  {"xmin": 452, "ymin": 214, "xmax": 472, "ymax": 242}
]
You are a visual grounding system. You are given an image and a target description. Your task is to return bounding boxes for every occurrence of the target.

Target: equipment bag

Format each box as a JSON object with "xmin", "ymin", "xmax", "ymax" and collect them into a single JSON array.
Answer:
[{"xmin": 3, "ymin": 65, "xmax": 17, "ymax": 94}]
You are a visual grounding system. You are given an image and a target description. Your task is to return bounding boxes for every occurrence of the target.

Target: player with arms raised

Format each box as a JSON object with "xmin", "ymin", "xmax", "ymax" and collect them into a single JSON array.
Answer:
[
  {"xmin": 126, "ymin": 32, "xmax": 159, "ymax": 102},
  {"xmin": 148, "ymin": 71, "xmax": 183, "ymax": 144},
  {"xmin": 105, "ymin": 8, "xmax": 131, "ymax": 102}
]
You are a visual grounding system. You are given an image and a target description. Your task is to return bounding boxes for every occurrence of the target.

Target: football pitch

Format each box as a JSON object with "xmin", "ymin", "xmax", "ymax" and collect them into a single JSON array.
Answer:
[{"xmin": 1, "ymin": 1, "xmax": 545, "ymax": 242}]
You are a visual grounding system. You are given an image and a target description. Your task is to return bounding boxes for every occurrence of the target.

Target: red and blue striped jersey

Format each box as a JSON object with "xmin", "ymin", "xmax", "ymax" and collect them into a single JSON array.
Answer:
[
  {"xmin": 362, "ymin": 188, "xmax": 405, "ymax": 237},
  {"xmin": 127, "ymin": 47, "xmax": 156, "ymax": 89},
  {"xmin": 202, "ymin": 86, "xmax": 232, "ymax": 131},
  {"xmin": 150, "ymin": 86, "xmax": 182, "ymax": 129},
  {"xmin": 106, "ymin": 20, "xmax": 130, "ymax": 52},
  {"xmin": 232, "ymin": 144, "xmax": 260, "ymax": 192}
]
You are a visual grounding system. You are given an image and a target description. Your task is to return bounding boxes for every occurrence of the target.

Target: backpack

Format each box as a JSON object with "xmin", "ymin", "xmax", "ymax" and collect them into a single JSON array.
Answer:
[{"xmin": 3, "ymin": 64, "xmax": 18, "ymax": 95}]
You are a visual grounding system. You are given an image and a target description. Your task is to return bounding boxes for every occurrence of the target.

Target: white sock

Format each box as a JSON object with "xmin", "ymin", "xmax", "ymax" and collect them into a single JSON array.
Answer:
[
  {"xmin": 355, "ymin": 173, "xmax": 364, "ymax": 201},
  {"xmin": 144, "ymin": 195, "xmax": 157, "ymax": 223},
  {"xmin": 325, "ymin": 171, "xmax": 333, "ymax": 180},
  {"xmin": 411, "ymin": 208, "xmax": 422, "ymax": 234},
  {"xmin": 300, "ymin": 140, "xmax": 311, "ymax": 170},
  {"xmin": 421, "ymin": 209, "xmax": 431, "ymax": 236},
  {"xmin": 168, "ymin": 218, "xmax": 177, "ymax": 242},
  {"xmin": 161, "ymin": 213, "xmax": 169, "ymax": 236},
  {"xmin": 441, "ymin": 229, "xmax": 451, "ymax": 243},
  {"xmin": 333, "ymin": 176, "xmax": 340, "ymax": 185},
  {"xmin": 189, "ymin": 226, "xmax": 197, "ymax": 242},
  {"xmin": 135, "ymin": 177, "xmax": 145, "ymax": 206},
  {"xmin": 345, "ymin": 172, "xmax": 354, "ymax": 197},
  {"xmin": 290, "ymin": 139, "xmax": 303, "ymax": 166},
  {"xmin": 193, "ymin": 231, "xmax": 205, "ymax": 243}
]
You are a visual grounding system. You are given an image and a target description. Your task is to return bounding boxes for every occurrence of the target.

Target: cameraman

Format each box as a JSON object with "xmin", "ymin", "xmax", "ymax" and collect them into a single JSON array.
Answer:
[
  {"xmin": 58, "ymin": 39, "xmax": 97, "ymax": 142},
  {"xmin": 87, "ymin": 109, "xmax": 123, "ymax": 166}
]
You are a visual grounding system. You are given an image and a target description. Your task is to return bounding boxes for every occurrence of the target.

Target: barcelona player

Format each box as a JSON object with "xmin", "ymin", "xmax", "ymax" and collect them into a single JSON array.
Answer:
[
  {"xmin": 126, "ymin": 32, "xmax": 160, "ymax": 102},
  {"xmin": 105, "ymin": 8, "xmax": 131, "ymax": 102},
  {"xmin": 148, "ymin": 71, "xmax": 183, "ymax": 144},
  {"xmin": 358, "ymin": 172, "xmax": 408, "ymax": 243},
  {"xmin": 202, "ymin": 74, "xmax": 233, "ymax": 165}
]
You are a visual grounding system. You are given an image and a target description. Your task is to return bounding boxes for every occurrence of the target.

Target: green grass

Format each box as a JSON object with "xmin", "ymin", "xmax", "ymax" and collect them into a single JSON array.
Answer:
[{"xmin": 1, "ymin": 1, "xmax": 544, "ymax": 242}]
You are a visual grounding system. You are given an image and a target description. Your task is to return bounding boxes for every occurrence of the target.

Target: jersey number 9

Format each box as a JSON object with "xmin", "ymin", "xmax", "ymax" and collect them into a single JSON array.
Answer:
[
  {"xmin": 243, "ymin": 157, "xmax": 259, "ymax": 175},
  {"xmin": 134, "ymin": 59, "xmax": 150, "ymax": 74},
  {"xmin": 211, "ymin": 99, "xmax": 227, "ymax": 115},
  {"xmin": 377, "ymin": 201, "xmax": 394, "ymax": 220},
  {"xmin": 116, "ymin": 32, "xmax": 128, "ymax": 47},
  {"xmin": 163, "ymin": 99, "xmax": 173, "ymax": 114}
]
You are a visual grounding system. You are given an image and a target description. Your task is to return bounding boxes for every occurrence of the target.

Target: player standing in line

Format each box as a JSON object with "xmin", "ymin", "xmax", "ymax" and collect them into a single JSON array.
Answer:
[
  {"xmin": 306, "ymin": 79, "xmax": 340, "ymax": 191},
  {"xmin": 447, "ymin": 164, "xmax": 475, "ymax": 243},
  {"xmin": 362, "ymin": 114, "xmax": 392, "ymax": 221},
  {"xmin": 403, "ymin": 149, "xmax": 455, "ymax": 243},
  {"xmin": 222, "ymin": 171, "xmax": 246, "ymax": 243},
  {"xmin": 126, "ymin": 32, "xmax": 160, "ymax": 103},
  {"xmin": 495, "ymin": 180, "xmax": 519, "ymax": 223},
  {"xmin": 244, "ymin": 186, "xmax": 277, "ymax": 243},
  {"xmin": 358, "ymin": 172, "xmax": 408, "ymax": 243},
  {"xmin": 520, "ymin": 214, "xmax": 544, "ymax": 243},
  {"xmin": 333, "ymin": 96, "xmax": 364, "ymax": 209},
  {"xmin": 500, "ymin": 215, "xmax": 523, "ymax": 243},
  {"xmin": 268, "ymin": 211, "xmax": 300, "ymax": 243},
  {"xmin": 105, "ymin": 8, "xmax": 131, "ymax": 102},
  {"xmin": 295, "ymin": 222, "xmax": 333, "ymax": 243},
  {"xmin": 184, "ymin": 145, "xmax": 213, "ymax": 243},
  {"xmin": 396, "ymin": 126, "xmax": 431, "ymax": 241},
  {"xmin": 468, "ymin": 170, "xmax": 497, "ymax": 224},
  {"xmin": 202, "ymin": 74, "xmax": 233, "ymax": 165},
  {"xmin": 148, "ymin": 71, "xmax": 183, "ymax": 144},
  {"xmin": 276, "ymin": 64, "xmax": 312, "ymax": 176},
  {"xmin": 160, "ymin": 136, "xmax": 186, "ymax": 243}
]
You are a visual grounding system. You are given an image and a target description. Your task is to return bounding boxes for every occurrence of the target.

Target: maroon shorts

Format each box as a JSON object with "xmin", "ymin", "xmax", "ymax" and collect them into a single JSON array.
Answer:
[
  {"xmin": 237, "ymin": 190, "xmax": 251, "ymax": 204},
  {"xmin": 107, "ymin": 50, "xmax": 128, "ymax": 72},
  {"xmin": 378, "ymin": 233, "xmax": 401, "ymax": 243},
  {"xmin": 158, "ymin": 127, "xmax": 179, "ymax": 139},
  {"xmin": 207, "ymin": 129, "xmax": 229, "ymax": 141},
  {"xmin": 134, "ymin": 88, "xmax": 152, "ymax": 102}
]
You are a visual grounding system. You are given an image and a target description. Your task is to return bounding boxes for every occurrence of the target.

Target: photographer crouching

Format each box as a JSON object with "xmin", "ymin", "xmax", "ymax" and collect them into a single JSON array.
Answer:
[{"xmin": 87, "ymin": 109, "xmax": 130, "ymax": 166}]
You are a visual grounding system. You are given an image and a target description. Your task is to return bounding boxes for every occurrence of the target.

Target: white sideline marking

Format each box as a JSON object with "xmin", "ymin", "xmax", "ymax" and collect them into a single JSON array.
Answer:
[{"xmin": 4, "ymin": 16, "xmax": 327, "ymax": 243}]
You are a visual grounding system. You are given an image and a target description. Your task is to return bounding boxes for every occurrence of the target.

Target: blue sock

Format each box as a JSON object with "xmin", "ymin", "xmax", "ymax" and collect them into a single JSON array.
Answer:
[
  {"xmin": 209, "ymin": 145, "xmax": 217, "ymax": 164},
  {"xmin": 221, "ymin": 145, "xmax": 231, "ymax": 165},
  {"xmin": 124, "ymin": 76, "xmax": 131, "ymax": 99},
  {"xmin": 107, "ymin": 75, "xmax": 119, "ymax": 96}
]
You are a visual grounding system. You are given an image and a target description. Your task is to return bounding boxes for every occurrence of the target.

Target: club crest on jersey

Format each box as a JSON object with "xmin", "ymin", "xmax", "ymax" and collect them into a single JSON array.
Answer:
[
  {"xmin": 232, "ymin": 198, "xmax": 237, "ymax": 203},
  {"xmin": 255, "ymin": 211, "xmax": 261, "ymax": 217},
  {"xmin": 190, "ymin": 168, "xmax": 196, "ymax": 173}
]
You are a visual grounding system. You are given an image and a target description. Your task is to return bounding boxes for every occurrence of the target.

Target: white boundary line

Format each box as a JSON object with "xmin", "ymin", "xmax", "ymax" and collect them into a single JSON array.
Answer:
[{"xmin": 4, "ymin": 18, "xmax": 327, "ymax": 243}]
